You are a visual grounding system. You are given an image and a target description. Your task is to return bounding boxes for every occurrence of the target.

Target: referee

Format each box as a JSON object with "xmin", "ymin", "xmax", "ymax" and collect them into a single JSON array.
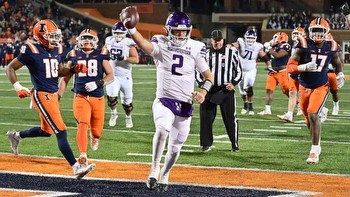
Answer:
[{"xmin": 196, "ymin": 30, "xmax": 242, "ymax": 152}]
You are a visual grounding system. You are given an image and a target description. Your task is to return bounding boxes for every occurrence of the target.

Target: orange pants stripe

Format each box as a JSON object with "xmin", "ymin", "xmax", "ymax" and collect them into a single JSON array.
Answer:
[
  {"xmin": 32, "ymin": 91, "xmax": 67, "ymax": 134},
  {"xmin": 327, "ymin": 72, "xmax": 338, "ymax": 91}
]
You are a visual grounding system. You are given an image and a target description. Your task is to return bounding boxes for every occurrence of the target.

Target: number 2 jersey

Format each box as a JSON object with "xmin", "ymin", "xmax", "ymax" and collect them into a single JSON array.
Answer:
[
  {"xmin": 295, "ymin": 37, "xmax": 338, "ymax": 89},
  {"xmin": 16, "ymin": 42, "xmax": 63, "ymax": 93},
  {"xmin": 150, "ymin": 35, "xmax": 209, "ymax": 104},
  {"xmin": 66, "ymin": 47, "xmax": 110, "ymax": 97}
]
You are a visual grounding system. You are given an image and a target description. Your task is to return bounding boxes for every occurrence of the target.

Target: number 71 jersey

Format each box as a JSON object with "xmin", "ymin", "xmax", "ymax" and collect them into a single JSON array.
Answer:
[{"xmin": 17, "ymin": 42, "xmax": 63, "ymax": 93}]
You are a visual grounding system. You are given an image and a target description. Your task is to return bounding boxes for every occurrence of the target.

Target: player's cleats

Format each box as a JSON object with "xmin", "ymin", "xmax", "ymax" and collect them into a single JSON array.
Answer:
[
  {"xmin": 78, "ymin": 154, "xmax": 88, "ymax": 167},
  {"xmin": 258, "ymin": 110, "xmax": 272, "ymax": 115},
  {"xmin": 201, "ymin": 146, "xmax": 212, "ymax": 152},
  {"xmin": 306, "ymin": 152, "xmax": 319, "ymax": 164},
  {"xmin": 277, "ymin": 113, "xmax": 293, "ymax": 122},
  {"xmin": 74, "ymin": 163, "xmax": 96, "ymax": 180},
  {"xmin": 125, "ymin": 115, "xmax": 133, "ymax": 128},
  {"xmin": 332, "ymin": 107, "xmax": 339, "ymax": 116},
  {"xmin": 146, "ymin": 177, "xmax": 158, "ymax": 190},
  {"xmin": 320, "ymin": 107, "xmax": 328, "ymax": 123},
  {"xmin": 109, "ymin": 112, "xmax": 118, "ymax": 127},
  {"xmin": 6, "ymin": 130, "xmax": 20, "ymax": 155},
  {"xmin": 157, "ymin": 183, "xmax": 168, "ymax": 192},
  {"xmin": 241, "ymin": 108, "xmax": 247, "ymax": 115},
  {"xmin": 296, "ymin": 107, "xmax": 303, "ymax": 116},
  {"xmin": 248, "ymin": 111, "xmax": 255, "ymax": 115},
  {"xmin": 90, "ymin": 136, "xmax": 99, "ymax": 151}
]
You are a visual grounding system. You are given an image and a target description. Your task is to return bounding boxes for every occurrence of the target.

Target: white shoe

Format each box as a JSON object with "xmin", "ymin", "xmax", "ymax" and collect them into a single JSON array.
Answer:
[
  {"xmin": 78, "ymin": 154, "xmax": 88, "ymax": 167},
  {"xmin": 277, "ymin": 113, "xmax": 293, "ymax": 122},
  {"xmin": 125, "ymin": 116, "xmax": 133, "ymax": 128},
  {"xmin": 241, "ymin": 108, "xmax": 247, "ymax": 115},
  {"xmin": 109, "ymin": 112, "xmax": 118, "ymax": 127},
  {"xmin": 6, "ymin": 130, "xmax": 20, "ymax": 155},
  {"xmin": 306, "ymin": 152, "xmax": 319, "ymax": 164},
  {"xmin": 332, "ymin": 108, "xmax": 339, "ymax": 116},
  {"xmin": 74, "ymin": 163, "xmax": 96, "ymax": 179},
  {"xmin": 90, "ymin": 135, "xmax": 99, "ymax": 151},
  {"xmin": 320, "ymin": 107, "xmax": 328, "ymax": 123},
  {"xmin": 258, "ymin": 110, "xmax": 271, "ymax": 115},
  {"xmin": 248, "ymin": 111, "xmax": 255, "ymax": 115},
  {"xmin": 296, "ymin": 107, "xmax": 303, "ymax": 116}
]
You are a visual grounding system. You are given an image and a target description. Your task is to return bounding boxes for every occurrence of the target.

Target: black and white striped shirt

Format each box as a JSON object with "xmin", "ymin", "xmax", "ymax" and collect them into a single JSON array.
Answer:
[{"xmin": 196, "ymin": 46, "xmax": 242, "ymax": 88}]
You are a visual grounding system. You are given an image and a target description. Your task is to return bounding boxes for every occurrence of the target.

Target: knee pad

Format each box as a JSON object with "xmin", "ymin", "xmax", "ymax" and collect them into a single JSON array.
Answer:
[
  {"xmin": 122, "ymin": 103, "xmax": 134, "ymax": 113},
  {"xmin": 245, "ymin": 87, "xmax": 254, "ymax": 97},
  {"xmin": 107, "ymin": 96, "xmax": 118, "ymax": 108}
]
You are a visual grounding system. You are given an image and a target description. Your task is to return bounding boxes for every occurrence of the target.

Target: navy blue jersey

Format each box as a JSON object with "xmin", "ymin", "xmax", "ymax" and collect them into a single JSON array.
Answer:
[
  {"xmin": 296, "ymin": 37, "xmax": 338, "ymax": 89},
  {"xmin": 17, "ymin": 42, "xmax": 63, "ymax": 92},
  {"xmin": 67, "ymin": 47, "xmax": 110, "ymax": 97},
  {"xmin": 271, "ymin": 42, "xmax": 291, "ymax": 68}
]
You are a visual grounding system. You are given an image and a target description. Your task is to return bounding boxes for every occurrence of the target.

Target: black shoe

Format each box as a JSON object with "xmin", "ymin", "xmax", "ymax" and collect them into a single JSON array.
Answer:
[
  {"xmin": 201, "ymin": 146, "xmax": 212, "ymax": 152},
  {"xmin": 146, "ymin": 177, "xmax": 158, "ymax": 190},
  {"xmin": 157, "ymin": 183, "xmax": 168, "ymax": 192},
  {"xmin": 231, "ymin": 147, "xmax": 240, "ymax": 152}
]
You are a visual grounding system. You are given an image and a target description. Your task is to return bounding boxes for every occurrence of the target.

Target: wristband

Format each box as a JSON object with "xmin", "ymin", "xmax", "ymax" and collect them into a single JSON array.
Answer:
[
  {"xmin": 201, "ymin": 79, "xmax": 213, "ymax": 92},
  {"xmin": 128, "ymin": 28, "xmax": 136, "ymax": 35},
  {"xmin": 124, "ymin": 56, "xmax": 127, "ymax": 61},
  {"xmin": 13, "ymin": 81, "xmax": 23, "ymax": 92},
  {"xmin": 96, "ymin": 80, "xmax": 105, "ymax": 88}
]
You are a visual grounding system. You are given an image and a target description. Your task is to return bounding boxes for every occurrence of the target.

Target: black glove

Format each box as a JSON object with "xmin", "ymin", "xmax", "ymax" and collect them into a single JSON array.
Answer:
[
  {"xmin": 116, "ymin": 54, "xmax": 125, "ymax": 61},
  {"xmin": 341, "ymin": 2, "xmax": 350, "ymax": 15}
]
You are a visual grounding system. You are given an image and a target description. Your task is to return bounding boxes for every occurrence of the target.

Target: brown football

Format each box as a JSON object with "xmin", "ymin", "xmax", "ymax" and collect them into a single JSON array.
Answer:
[{"xmin": 120, "ymin": 6, "xmax": 139, "ymax": 29}]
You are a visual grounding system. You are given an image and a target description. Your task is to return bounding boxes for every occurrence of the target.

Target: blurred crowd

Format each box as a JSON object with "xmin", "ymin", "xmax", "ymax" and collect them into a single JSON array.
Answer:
[{"xmin": 267, "ymin": 7, "xmax": 349, "ymax": 30}]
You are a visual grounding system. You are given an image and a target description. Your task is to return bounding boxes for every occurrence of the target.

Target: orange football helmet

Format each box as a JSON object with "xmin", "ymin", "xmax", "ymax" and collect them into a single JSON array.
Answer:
[
  {"xmin": 272, "ymin": 32, "xmax": 288, "ymax": 44},
  {"xmin": 291, "ymin": 27, "xmax": 306, "ymax": 41},
  {"xmin": 33, "ymin": 19, "xmax": 62, "ymax": 50},
  {"xmin": 308, "ymin": 17, "xmax": 329, "ymax": 44},
  {"xmin": 77, "ymin": 28, "xmax": 99, "ymax": 50}
]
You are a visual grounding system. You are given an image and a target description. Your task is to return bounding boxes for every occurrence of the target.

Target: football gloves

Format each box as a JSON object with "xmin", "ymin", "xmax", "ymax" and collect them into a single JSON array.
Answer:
[
  {"xmin": 70, "ymin": 63, "xmax": 88, "ymax": 73},
  {"xmin": 297, "ymin": 62, "xmax": 318, "ymax": 72},
  {"xmin": 336, "ymin": 72, "xmax": 345, "ymax": 88},
  {"xmin": 116, "ymin": 54, "xmax": 127, "ymax": 61},
  {"xmin": 85, "ymin": 80, "xmax": 104, "ymax": 92}
]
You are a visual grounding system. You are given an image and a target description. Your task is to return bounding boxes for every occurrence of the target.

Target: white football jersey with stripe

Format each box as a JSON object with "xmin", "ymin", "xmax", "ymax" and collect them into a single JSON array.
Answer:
[
  {"xmin": 150, "ymin": 35, "xmax": 209, "ymax": 103},
  {"xmin": 237, "ymin": 37, "xmax": 264, "ymax": 72},
  {"xmin": 105, "ymin": 36, "xmax": 136, "ymax": 77}
]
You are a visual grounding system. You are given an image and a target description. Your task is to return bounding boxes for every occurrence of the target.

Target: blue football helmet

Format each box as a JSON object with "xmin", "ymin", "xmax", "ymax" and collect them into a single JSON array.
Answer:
[
  {"xmin": 112, "ymin": 22, "xmax": 127, "ymax": 42},
  {"xmin": 244, "ymin": 30, "xmax": 257, "ymax": 45},
  {"xmin": 165, "ymin": 11, "xmax": 192, "ymax": 47}
]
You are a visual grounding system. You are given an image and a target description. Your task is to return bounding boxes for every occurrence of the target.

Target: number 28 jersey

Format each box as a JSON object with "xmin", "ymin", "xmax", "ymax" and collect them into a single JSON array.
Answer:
[
  {"xmin": 150, "ymin": 35, "xmax": 209, "ymax": 103},
  {"xmin": 16, "ymin": 42, "xmax": 63, "ymax": 93}
]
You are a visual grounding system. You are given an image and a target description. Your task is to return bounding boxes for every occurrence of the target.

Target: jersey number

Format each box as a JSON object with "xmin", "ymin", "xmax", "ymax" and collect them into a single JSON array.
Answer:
[
  {"xmin": 77, "ymin": 59, "xmax": 99, "ymax": 77},
  {"xmin": 110, "ymin": 48, "xmax": 122, "ymax": 60},
  {"xmin": 44, "ymin": 59, "xmax": 59, "ymax": 78},
  {"xmin": 243, "ymin": 50, "xmax": 253, "ymax": 60},
  {"xmin": 171, "ymin": 54, "xmax": 183, "ymax": 76},
  {"xmin": 310, "ymin": 54, "xmax": 327, "ymax": 72}
]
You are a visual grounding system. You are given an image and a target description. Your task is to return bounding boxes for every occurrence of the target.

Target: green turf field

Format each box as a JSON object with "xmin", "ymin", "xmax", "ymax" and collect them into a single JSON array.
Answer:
[{"xmin": 0, "ymin": 63, "xmax": 349, "ymax": 175}]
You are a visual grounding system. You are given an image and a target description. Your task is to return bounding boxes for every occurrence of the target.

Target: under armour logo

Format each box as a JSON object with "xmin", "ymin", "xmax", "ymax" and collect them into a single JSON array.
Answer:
[
  {"xmin": 176, "ymin": 102, "xmax": 181, "ymax": 111},
  {"xmin": 45, "ymin": 94, "xmax": 50, "ymax": 100}
]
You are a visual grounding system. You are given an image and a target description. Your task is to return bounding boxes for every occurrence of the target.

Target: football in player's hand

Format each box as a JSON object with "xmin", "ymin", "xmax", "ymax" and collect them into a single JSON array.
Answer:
[{"xmin": 120, "ymin": 6, "xmax": 139, "ymax": 29}]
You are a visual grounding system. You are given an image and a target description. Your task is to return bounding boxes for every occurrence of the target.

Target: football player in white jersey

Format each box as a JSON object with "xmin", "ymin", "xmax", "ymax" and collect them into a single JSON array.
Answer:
[
  {"xmin": 120, "ymin": 9, "xmax": 213, "ymax": 192},
  {"xmin": 233, "ymin": 30, "xmax": 271, "ymax": 115},
  {"xmin": 104, "ymin": 22, "xmax": 139, "ymax": 128}
]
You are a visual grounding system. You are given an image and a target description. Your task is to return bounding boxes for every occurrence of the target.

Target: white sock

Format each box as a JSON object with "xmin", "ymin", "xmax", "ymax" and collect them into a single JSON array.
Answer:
[
  {"xmin": 265, "ymin": 105, "xmax": 271, "ymax": 111},
  {"xmin": 111, "ymin": 109, "xmax": 117, "ymax": 114},
  {"xmin": 333, "ymin": 101, "xmax": 339, "ymax": 108},
  {"xmin": 286, "ymin": 111, "xmax": 293, "ymax": 116},
  {"xmin": 311, "ymin": 145, "xmax": 320, "ymax": 154}
]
